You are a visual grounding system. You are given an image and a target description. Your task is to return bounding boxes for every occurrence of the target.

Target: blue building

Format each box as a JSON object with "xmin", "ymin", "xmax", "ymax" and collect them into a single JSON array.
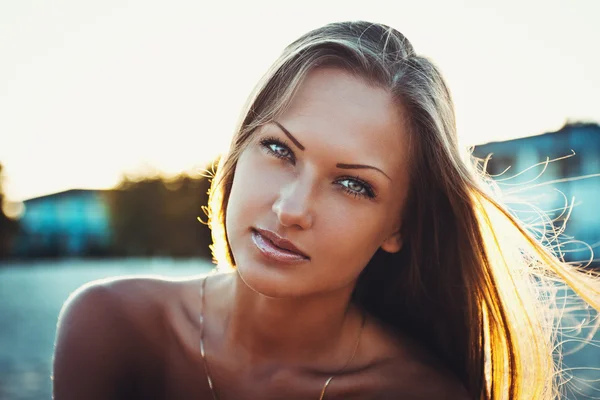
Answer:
[
  {"xmin": 473, "ymin": 122, "xmax": 600, "ymax": 266},
  {"xmin": 12, "ymin": 189, "xmax": 112, "ymax": 258}
]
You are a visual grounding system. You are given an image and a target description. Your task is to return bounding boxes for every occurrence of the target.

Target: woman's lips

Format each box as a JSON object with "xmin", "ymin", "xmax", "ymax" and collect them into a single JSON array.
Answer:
[{"xmin": 251, "ymin": 229, "xmax": 309, "ymax": 264}]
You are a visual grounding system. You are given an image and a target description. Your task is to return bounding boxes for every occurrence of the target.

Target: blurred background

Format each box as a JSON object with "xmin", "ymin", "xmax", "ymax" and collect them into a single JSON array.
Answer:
[{"xmin": 1, "ymin": 0, "xmax": 599, "ymax": 399}]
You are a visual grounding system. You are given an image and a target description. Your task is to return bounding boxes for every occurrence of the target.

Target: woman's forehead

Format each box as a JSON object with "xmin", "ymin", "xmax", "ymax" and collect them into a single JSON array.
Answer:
[
  {"xmin": 272, "ymin": 68, "xmax": 410, "ymax": 173},
  {"xmin": 285, "ymin": 68, "xmax": 400, "ymax": 126}
]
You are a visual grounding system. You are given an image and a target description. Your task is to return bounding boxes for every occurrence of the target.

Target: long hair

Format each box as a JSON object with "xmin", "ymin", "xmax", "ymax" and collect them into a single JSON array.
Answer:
[{"xmin": 204, "ymin": 21, "xmax": 600, "ymax": 399}]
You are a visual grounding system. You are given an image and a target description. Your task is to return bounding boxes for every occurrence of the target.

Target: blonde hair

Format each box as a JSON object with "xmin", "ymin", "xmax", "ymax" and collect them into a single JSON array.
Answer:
[{"xmin": 205, "ymin": 21, "xmax": 600, "ymax": 399}]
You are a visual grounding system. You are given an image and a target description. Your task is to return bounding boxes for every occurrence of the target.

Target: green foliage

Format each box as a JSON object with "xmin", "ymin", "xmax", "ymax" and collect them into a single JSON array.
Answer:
[
  {"xmin": 106, "ymin": 170, "xmax": 214, "ymax": 259},
  {"xmin": 0, "ymin": 163, "xmax": 19, "ymax": 259}
]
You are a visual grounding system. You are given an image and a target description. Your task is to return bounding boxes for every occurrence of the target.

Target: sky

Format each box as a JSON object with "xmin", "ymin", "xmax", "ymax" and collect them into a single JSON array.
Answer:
[{"xmin": 1, "ymin": 0, "xmax": 599, "ymax": 202}]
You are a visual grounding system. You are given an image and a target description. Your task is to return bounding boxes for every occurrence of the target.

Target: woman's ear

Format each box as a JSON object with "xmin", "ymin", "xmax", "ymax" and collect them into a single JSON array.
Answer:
[{"xmin": 380, "ymin": 230, "xmax": 402, "ymax": 254}]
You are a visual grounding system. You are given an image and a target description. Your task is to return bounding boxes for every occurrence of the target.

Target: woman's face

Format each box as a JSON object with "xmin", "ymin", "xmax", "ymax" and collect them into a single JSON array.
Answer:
[{"xmin": 225, "ymin": 67, "xmax": 411, "ymax": 298}]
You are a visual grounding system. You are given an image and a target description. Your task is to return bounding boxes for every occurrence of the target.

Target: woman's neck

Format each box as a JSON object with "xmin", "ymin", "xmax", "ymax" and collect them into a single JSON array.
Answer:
[{"xmin": 210, "ymin": 271, "xmax": 363, "ymax": 369}]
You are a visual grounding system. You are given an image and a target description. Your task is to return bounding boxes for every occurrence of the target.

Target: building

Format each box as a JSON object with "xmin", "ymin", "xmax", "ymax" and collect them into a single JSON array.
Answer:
[
  {"xmin": 472, "ymin": 122, "xmax": 600, "ymax": 266},
  {"xmin": 12, "ymin": 189, "xmax": 112, "ymax": 258}
]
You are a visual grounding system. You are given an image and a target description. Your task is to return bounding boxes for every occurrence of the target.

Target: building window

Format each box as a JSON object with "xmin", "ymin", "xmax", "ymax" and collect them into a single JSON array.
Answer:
[
  {"xmin": 558, "ymin": 152, "xmax": 581, "ymax": 178},
  {"xmin": 486, "ymin": 155, "xmax": 515, "ymax": 177}
]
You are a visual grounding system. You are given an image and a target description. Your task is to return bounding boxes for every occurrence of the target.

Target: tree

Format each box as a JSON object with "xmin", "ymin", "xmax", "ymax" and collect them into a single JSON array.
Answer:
[
  {"xmin": 0, "ymin": 163, "xmax": 19, "ymax": 259},
  {"xmin": 106, "ymin": 168, "xmax": 214, "ymax": 259}
]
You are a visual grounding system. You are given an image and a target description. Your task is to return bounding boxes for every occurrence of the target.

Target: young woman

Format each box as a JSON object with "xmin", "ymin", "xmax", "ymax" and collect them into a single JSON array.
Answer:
[{"xmin": 53, "ymin": 21, "xmax": 600, "ymax": 399}]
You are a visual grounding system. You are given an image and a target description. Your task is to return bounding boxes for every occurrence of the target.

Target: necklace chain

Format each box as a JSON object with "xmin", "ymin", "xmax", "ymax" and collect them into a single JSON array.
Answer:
[{"xmin": 199, "ymin": 275, "xmax": 365, "ymax": 400}]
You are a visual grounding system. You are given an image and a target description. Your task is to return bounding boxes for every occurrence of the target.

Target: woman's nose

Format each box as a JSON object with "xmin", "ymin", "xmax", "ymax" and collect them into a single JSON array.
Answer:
[{"xmin": 271, "ymin": 178, "xmax": 314, "ymax": 230}]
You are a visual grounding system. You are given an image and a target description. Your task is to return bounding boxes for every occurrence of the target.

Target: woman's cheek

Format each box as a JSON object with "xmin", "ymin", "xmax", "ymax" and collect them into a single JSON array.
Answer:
[
  {"xmin": 324, "ymin": 198, "xmax": 383, "ymax": 245},
  {"xmin": 255, "ymin": 158, "xmax": 294, "ymax": 192},
  {"xmin": 237, "ymin": 158, "xmax": 289, "ymax": 211}
]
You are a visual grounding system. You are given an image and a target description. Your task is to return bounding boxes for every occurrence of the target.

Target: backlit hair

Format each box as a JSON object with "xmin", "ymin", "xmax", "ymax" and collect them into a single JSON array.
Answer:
[{"xmin": 205, "ymin": 21, "xmax": 600, "ymax": 399}]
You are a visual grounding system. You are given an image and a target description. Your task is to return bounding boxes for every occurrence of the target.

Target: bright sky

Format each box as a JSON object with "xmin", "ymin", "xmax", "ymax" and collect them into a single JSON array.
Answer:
[{"xmin": 1, "ymin": 0, "xmax": 598, "ymax": 202}]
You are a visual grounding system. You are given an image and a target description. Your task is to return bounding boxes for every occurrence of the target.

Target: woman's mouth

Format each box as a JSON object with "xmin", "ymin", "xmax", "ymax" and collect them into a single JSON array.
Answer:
[{"xmin": 251, "ymin": 229, "xmax": 309, "ymax": 264}]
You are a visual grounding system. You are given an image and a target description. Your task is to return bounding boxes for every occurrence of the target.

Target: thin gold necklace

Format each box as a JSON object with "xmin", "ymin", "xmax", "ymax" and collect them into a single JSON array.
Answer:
[{"xmin": 199, "ymin": 275, "xmax": 366, "ymax": 400}]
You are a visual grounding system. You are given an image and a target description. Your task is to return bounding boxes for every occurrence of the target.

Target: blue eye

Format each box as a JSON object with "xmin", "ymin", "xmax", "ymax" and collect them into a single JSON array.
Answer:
[
  {"xmin": 258, "ymin": 136, "xmax": 377, "ymax": 201},
  {"xmin": 337, "ymin": 177, "xmax": 377, "ymax": 200},
  {"xmin": 259, "ymin": 136, "xmax": 295, "ymax": 163}
]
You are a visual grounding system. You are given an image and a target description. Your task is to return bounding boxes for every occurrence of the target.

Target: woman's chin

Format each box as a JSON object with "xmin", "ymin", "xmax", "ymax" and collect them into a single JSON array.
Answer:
[{"xmin": 235, "ymin": 260, "xmax": 311, "ymax": 299}]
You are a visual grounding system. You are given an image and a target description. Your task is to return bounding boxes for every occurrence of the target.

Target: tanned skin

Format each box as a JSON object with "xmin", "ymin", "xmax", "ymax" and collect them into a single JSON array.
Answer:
[
  {"xmin": 53, "ymin": 274, "xmax": 470, "ymax": 399},
  {"xmin": 53, "ymin": 68, "xmax": 471, "ymax": 400}
]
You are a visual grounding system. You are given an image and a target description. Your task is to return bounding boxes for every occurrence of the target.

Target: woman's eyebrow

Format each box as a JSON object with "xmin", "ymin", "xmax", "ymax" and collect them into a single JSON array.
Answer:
[
  {"xmin": 336, "ymin": 163, "xmax": 391, "ymax": 181},
  {"xmin": 273, "ymin": 121, "xmax": 305, "ymax": 151},
  {"xmin": 272, "ymin": 121, "xmax": 391, "ymax": 181}
]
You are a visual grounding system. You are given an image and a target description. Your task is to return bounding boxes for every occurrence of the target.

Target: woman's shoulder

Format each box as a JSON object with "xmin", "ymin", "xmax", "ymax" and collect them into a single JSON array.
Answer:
[
  {"xmin": 52, "ymin": 272, "xmax": 207, "ymax": 399},
  {"xmin": 56, "ymin": 272, "xmax": 211, "ymax": 345},
  {"xmin": 57, "ymin": 273, "xmax": 201, "ymax": 329}
]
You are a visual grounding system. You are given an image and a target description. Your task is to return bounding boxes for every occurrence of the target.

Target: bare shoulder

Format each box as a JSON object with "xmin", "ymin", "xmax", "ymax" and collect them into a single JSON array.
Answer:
[
  {"xmin": 355, "ymin": 318, "xmax": 471, "ymax": 399},
  {"xmin": 53, "ymin": 273, "xmax": 205, "ymax": 399},
  {"xmin": 56, "ymin": 274, "xmax": 185, "ymax": 335}
]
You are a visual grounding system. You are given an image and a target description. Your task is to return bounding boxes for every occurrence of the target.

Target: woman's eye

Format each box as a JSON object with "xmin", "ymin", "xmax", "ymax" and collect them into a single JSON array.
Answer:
[
  {"xmin": 258, "ymin": 136, "xmax": 376, "ymax": 200},
  {"xmin": 269, "ymin": 143, "xmax": 291, "ymax": 158},
  {"xmin": 259, "ymin": 137, "xmax": 295, "ymax": 163},
  {"xmin": 338, "ymin": 178, "xmax": 376, "ymax": 200},
  {"xmin": 340, "ymin": 179, "xmax": 366, "ymax": 195}
]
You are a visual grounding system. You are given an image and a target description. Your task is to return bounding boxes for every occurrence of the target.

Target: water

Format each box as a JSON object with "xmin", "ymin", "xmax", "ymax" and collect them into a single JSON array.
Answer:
[{"xmin": 0, "ymin": 259, "xmax": 598, "ymax": 399}]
